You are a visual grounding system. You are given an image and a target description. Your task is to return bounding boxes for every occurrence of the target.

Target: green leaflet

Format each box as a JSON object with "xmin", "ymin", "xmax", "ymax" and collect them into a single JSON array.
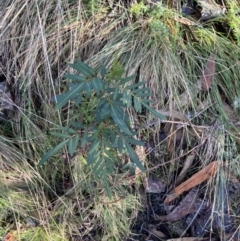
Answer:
[
  {"xmin": 91, "ymin": 78, "xmax": 104, "ymax": 94},
  {"xmin": 69, "ymin": 60, "xmax": 95, "ymax": 77},
  {"xmin": 103, "ymin": 171, "xmax": 112, "ymax": 198},
  {"xmin": 141, "ymin": 102, "xmax": 166, "ymax": 120},
  {"xmin": 69, "ymin": 121, "xmax": 86, "ymax": 129},
  {"xmin": 101, "ymin": 65, "xmax": 107, "ymax": 78},
  {"xmin": 110, "ymin": 104, "xmax": 132, "ymax": 135},
  {"xmin": 131, "ymin": 87, "xmax": 150, "ymax": 94},
  {"xmin": 118, "ymin": 137, "xmax": 124, "ymax": 153},
  {"xmin": 75, "ymin": 94, "xmax": 82, "ymax": 106},
  {"xmin": 55, "ymin": 82, "xmax": 84, "ymax": 110},
  {"xmin": 89, "ymin": 139, "xmax": 101, "ymax": 155},
  {"xmin": 56, "ymin": 126, "xmax": 77, "ymax": 134},
  {"xmin": 68, "ymin": 135, "xmax": 79, "ymax": 156},
  {"xmin": 119, "ymin": 75, "xmax": 136, "ymax": 85},
  {"xmin": 133, "ymin": 97, "xmax": 142, "ymax": 112},
  {"xmin": 87, "ymin": 150, "xmax": 100, "ymax": 165},
  {"xmin": 125, "ymin": 81, "xmax": 146, "ymax": 90},
  {"xmin": 134, "ymin": 92, "xmax": 151, "ymax": 98},
  {"xmin": 126, "ymin": 137, "xmax": 144, "ymax": 146},
  {"xmin": 84, "ymin": 82, "xmax": 92, "ymax": 98},
  {"xmin": 92, "ymin": 156, "xmax": 103, "ymax": 176},
  {"xmin": 81, "ymin": 131, "xmax": 88, "ymax": 147},
  {"xmin": 125, "ymin": 142, "xmax": 145, "ymax": 172},
  {"xmin": 38, "ymin": 139, "xmax": 70, "ymax": 166},
  {"xmin": 113, "ymin": 87, "xmax": 119, "ymax": 100},
  {"xmin": 64, "ymin": 73, "xmax": 85, "ymax": 82},
  {"xmin": 50, "ymin": 132, "xmax": 72, "ymax": 138}
]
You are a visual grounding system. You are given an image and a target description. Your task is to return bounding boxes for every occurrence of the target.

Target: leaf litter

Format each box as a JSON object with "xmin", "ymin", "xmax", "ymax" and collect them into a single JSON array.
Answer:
[{"xmin": 127, "ymin": 50, "xmax": 240, "ymax": 241}]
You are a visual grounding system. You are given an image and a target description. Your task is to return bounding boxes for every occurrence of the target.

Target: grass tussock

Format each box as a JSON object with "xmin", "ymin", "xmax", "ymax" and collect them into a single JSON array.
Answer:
[{"xmin": 0, "ymin": 0, "xmax": 240, "ymax": 240}]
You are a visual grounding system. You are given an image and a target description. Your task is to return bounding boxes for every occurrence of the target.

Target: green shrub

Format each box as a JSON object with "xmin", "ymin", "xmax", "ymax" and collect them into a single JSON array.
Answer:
[{"xmin": 38, "ymin": 60, "xmax": 165, "ymax": 196}]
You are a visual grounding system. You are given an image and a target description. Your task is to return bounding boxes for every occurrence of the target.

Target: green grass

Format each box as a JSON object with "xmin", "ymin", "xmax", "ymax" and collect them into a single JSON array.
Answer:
[{"xmin": 0, "ymin": 0, "xmax": 240, "ymax": 240}]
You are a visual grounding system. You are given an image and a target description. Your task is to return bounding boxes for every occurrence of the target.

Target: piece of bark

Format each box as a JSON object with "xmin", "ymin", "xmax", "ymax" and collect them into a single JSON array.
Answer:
[
  {"xmin": 157, "ymin": 189, "xmax": 198, "ymax": 222},
  {"xmin": 164, "ymin": 161, "xmax": 220, "ymax": 204}
]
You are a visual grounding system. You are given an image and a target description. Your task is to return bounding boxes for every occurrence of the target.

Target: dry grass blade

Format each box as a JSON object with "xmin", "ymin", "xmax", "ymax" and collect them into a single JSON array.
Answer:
[{"xmin": 164, "ymin": 161, "xmax": 221, "ymax": 204}]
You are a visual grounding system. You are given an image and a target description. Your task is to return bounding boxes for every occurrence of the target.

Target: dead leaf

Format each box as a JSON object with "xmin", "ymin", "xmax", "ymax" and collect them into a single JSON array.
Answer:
[
  {"xmin": 174, "ymin": 152, "xmax": 196, "ymax": 187},
  {"xmin": 145, "ymin": 178, "xmax": 165, "ymax": 193},
  {"xmin": 164, "ymin": 161, "xmax": 220, "ymax": 204},
  {"xmin": 201, "ymin": 50, "xmax": 216, "ymax": 91},
  {"xmin": 3, "ymin": 232, "xmax": 16, "ymax": 241},
  {"xmin": 157, "ymin": 189, "xmax": 198, "ymax": 222}
]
